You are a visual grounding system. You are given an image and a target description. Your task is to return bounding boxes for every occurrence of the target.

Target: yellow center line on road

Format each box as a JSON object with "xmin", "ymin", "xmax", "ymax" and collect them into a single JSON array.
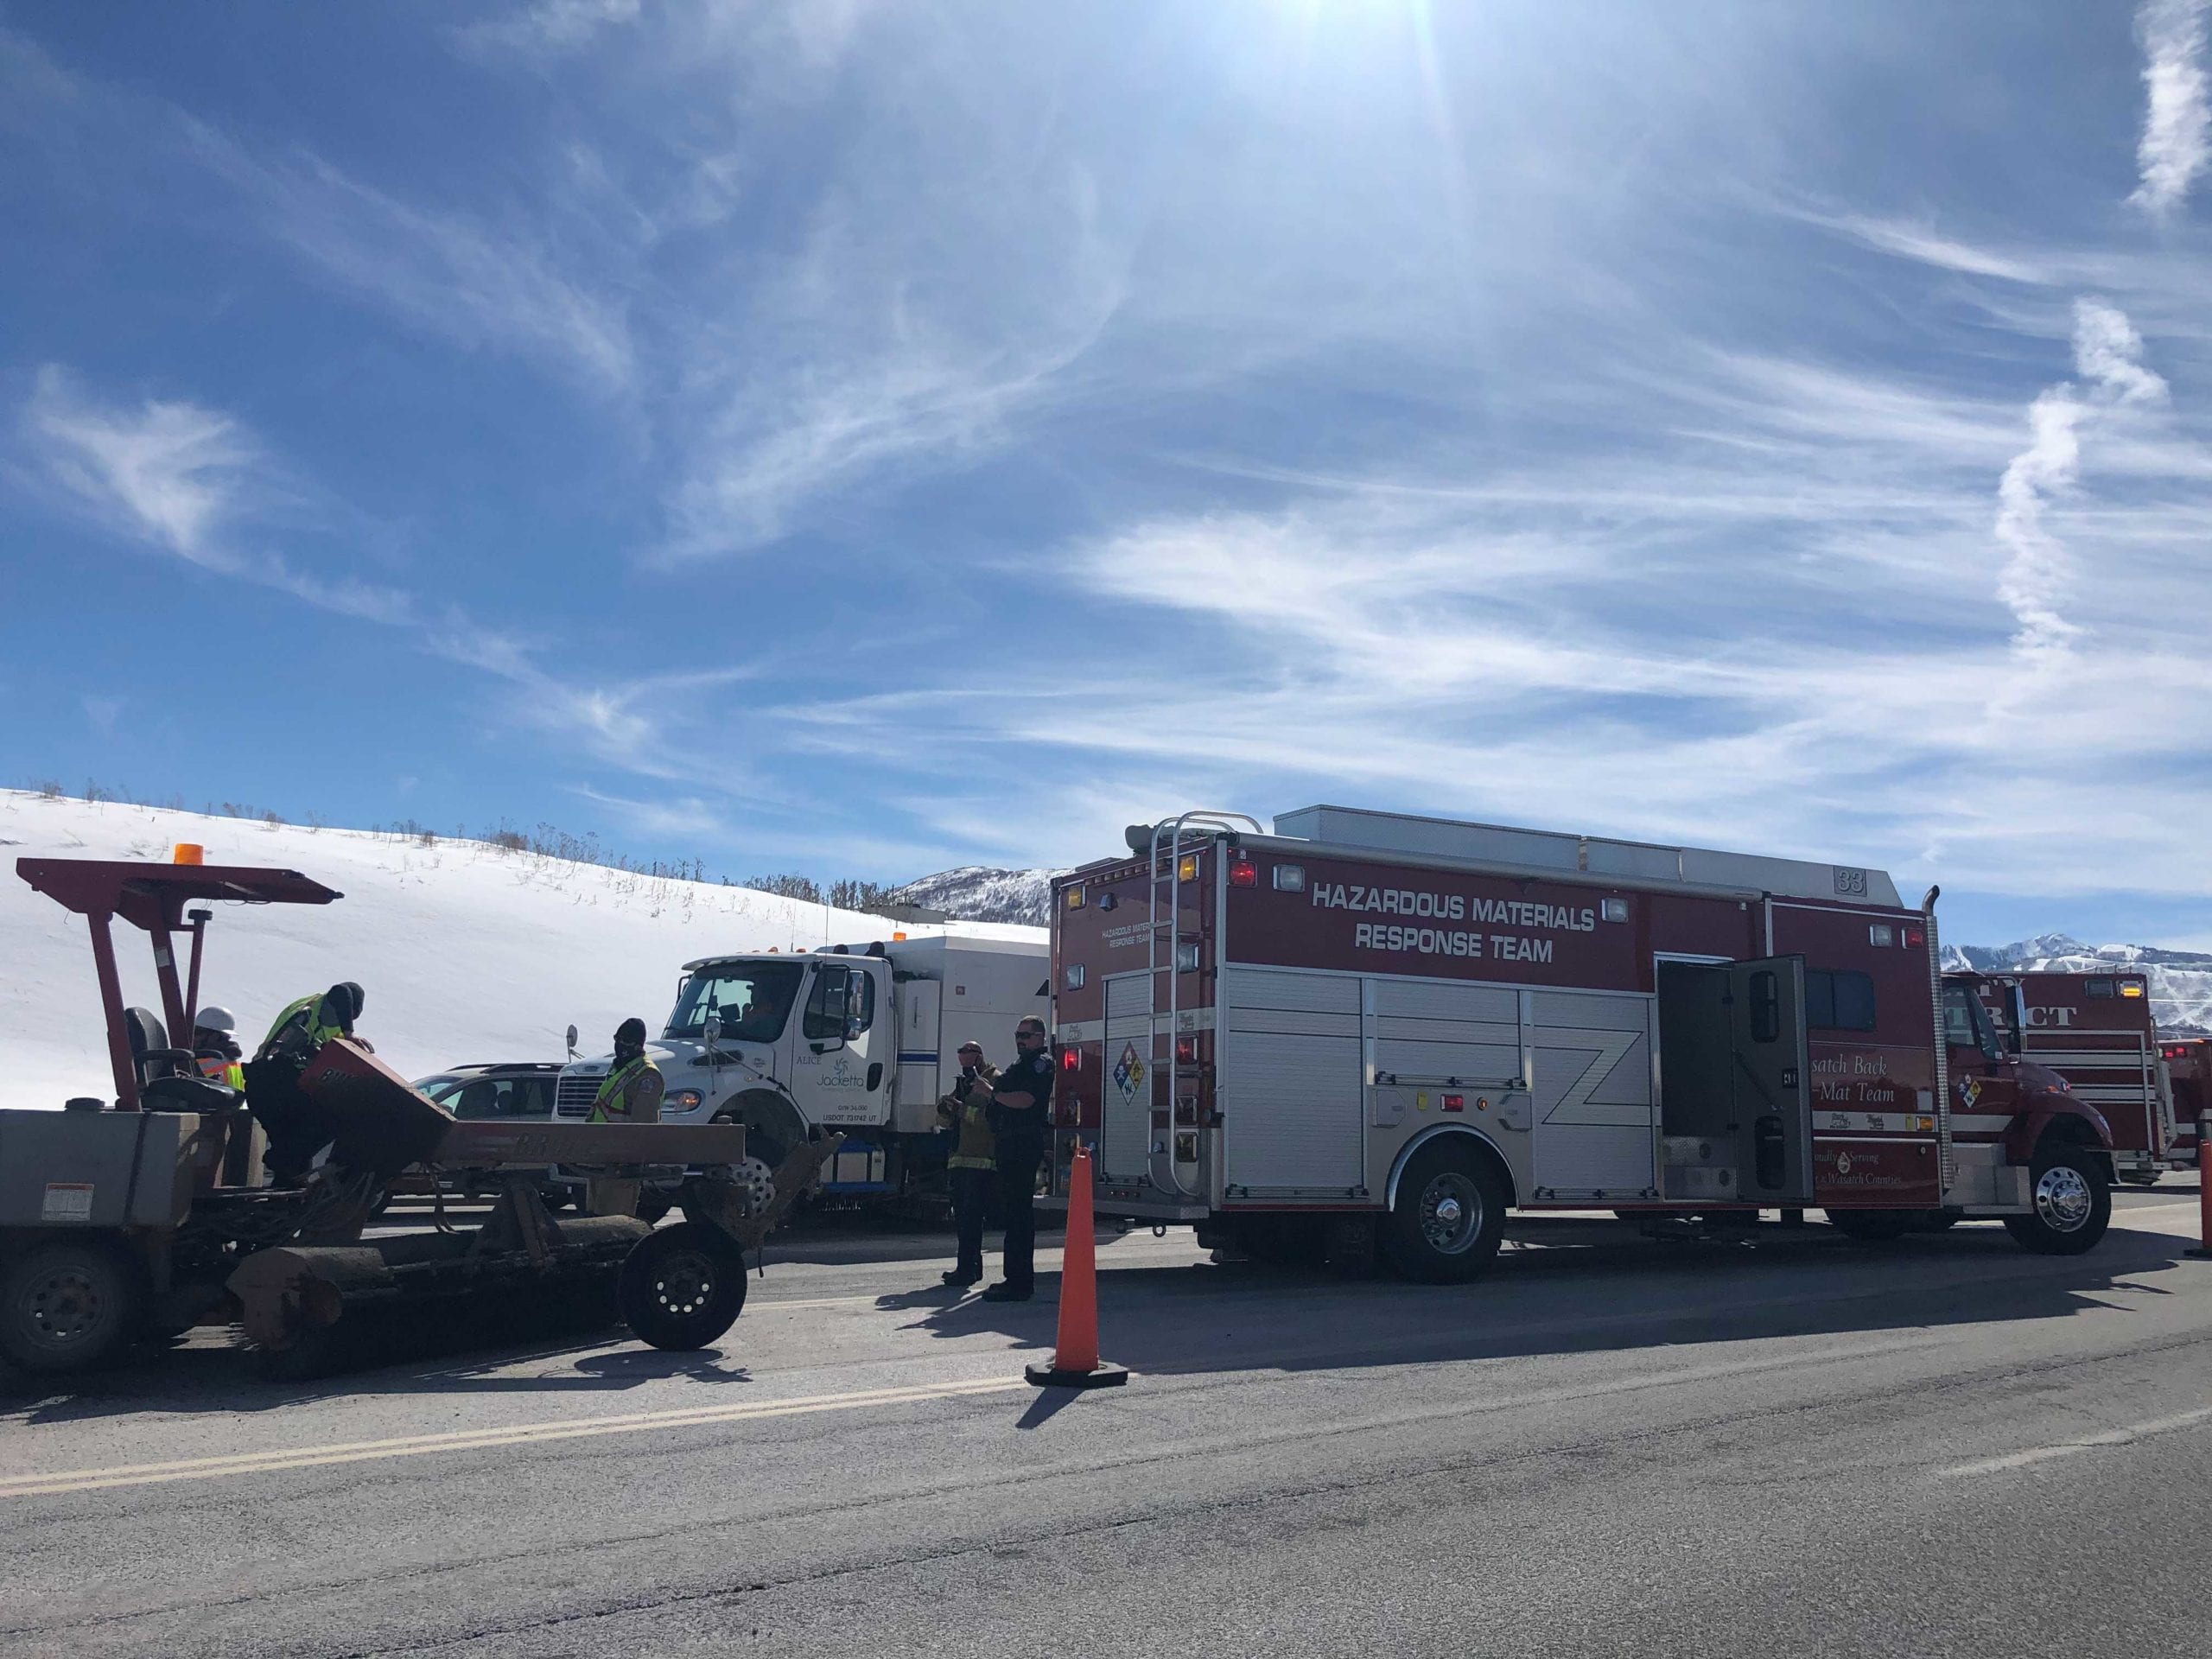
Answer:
[{"xmin": 0, "ymin": 1376, "xmax": 1028, "ymax": 1500}]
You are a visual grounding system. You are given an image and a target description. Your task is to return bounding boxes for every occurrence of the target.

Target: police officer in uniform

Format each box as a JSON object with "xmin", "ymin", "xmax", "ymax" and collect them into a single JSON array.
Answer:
[
  {"xmin": 586, "ymin": 1016, "xmax": 664, "ymax": 1217},
  {"xmin": 981, "ymin": 1016, "xmax": 1055, "ymax": 1302}
]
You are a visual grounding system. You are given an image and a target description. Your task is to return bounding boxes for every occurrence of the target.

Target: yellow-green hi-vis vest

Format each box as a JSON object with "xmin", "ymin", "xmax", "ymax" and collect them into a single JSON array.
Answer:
[
  {"xmin": 263, "ymin": 994, "xmax": 346, "ymax": 1052},
  {"xmin": 588, "ymin": 1056, "xmax": 656, "ymax": 1122}
]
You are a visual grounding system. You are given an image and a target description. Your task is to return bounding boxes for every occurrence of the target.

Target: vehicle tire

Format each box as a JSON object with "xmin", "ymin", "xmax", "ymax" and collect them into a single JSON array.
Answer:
[
  {"xmin": 0, "ymin": 1239, "xmax": 143, "ymax": 1374},
  {"xmin": 618, "ymin": 1222, "xmax": 748, "ymax": 1350},
  {"xmin": 2001, "ymin": 1145, "xmax": 2111, "ymax": 1255},
  {"xmin": 1827, "ymin": 1209, "xmax": 1913, "ymax": 1242},
  {"xmin": 713, "ymin": 1107, "xmax": 790, "ymax": 1217},
  {"xmin": 1381, "ymin": 1141, "xmax": 1506, "ymax": 1283}
]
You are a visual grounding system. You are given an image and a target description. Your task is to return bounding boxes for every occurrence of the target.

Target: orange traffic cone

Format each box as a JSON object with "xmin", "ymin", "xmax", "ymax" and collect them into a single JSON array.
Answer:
[{"xmin": 1026, "ymin": 1142, "xmax": 1128, "ymax": 1389}]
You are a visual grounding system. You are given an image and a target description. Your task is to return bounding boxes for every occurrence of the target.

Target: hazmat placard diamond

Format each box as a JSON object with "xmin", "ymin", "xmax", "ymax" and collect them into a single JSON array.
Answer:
[{"xmin": 1113, "ymin": 1041, "xmax": 1145, "ymax": 1103}]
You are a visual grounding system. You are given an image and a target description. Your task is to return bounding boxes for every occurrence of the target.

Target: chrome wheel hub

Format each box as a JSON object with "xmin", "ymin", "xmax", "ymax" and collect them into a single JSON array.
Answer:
[
  {"xmin": 2034, "ymin": 1165, "xmax": 2093, "ymax": 1232},
  {"xmin": 1419, "ymin": 1173, "xmax": 1482, "ymax": 1255}
]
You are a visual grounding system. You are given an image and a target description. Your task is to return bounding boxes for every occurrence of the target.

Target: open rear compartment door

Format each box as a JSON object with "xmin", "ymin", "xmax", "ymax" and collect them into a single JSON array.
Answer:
[
  {"xmin": 1656, "ymin": 956, "xmax": 1813, "ymax": 1206},
  {"xmin": 1726, "ymin": 956, "xmax": 1814, "ymax": 1205}
]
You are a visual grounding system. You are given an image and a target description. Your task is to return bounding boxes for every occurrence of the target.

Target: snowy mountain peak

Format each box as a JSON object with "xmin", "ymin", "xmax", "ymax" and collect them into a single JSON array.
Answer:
[
  {"xmin": 886, "ymin": 866, "xmax": 1066, "ymax": 927},
  {"xmin": 1941, "ymin": 933, "xmax": 2212, "ymax": 1036}
]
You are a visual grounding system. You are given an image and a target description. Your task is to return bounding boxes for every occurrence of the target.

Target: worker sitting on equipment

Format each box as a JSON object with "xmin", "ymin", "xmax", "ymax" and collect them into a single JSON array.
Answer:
[
  {"xmin": 586, "ymin": 1017, "xmax": 664, "ymax": 1217},
  {"xmin": 192, "ymin": 1005, "xmax": 247, "ymax": 1094},
  {"xmin": 257, "ymin": 982, "xmax": 369, "ymax": 1065}
]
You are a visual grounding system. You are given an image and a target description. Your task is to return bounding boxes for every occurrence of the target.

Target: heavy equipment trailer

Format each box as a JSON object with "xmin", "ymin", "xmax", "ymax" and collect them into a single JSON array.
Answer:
[{"xmin": 1, "ymin": 853, "xmax": 811, "ymax": 1376}]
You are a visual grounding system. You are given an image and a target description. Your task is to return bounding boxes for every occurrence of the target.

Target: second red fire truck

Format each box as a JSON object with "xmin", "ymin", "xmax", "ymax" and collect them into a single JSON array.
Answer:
[
  {"xmin": 1050, "ymin": 805, "xmax": 2118, "ymax": 1279},
  {"xmin": 1969, "ymin": 970, "xmax": 2177, "ymax": 1185}
]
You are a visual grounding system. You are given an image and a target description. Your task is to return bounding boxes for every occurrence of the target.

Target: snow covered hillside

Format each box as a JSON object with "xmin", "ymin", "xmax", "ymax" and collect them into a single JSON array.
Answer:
[
  {"xmin": 1942, "ymin": 934, "xmax": 2212, "ymax": 1036},
  {"xmin": 885, "ymin": 866, "xmax": 1065, "ymax": 926},
  {"xmin": 0, "ymin": 791, "xmax": 1044, "ymax": 1109}
]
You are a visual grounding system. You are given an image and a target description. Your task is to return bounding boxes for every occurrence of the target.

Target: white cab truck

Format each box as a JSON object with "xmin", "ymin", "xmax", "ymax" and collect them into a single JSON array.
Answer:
[{"xmin": 556, "ymin": 935, "xmax": 1048, "ymax": 1207}]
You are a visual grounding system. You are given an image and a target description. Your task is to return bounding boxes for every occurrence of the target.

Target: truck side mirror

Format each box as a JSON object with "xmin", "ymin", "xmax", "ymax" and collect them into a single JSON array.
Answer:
[
  {"xmin": 565, "ymin": 1023, "xmax": 578, "ymax": 1058},
  {"xmin": 704, "ymin": 1014, "xmax": 722, "ymax": 1047},
  {"xmin": 2005, "ymin": 985, "xmax": 2026, "ymax": 1057}
]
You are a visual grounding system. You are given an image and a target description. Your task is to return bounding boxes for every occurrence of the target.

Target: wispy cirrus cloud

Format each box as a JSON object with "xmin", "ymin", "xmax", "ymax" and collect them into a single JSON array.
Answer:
[
  {"xmin": 1993, "ymin": 300, "xmax": 2170, "ymax": 668},
  {"xmin": 180, "ymin": 121, "xmax": 639, "ymax": 397},
  {"xmin": 2132, "ymin": 0, "xmax": 2210, "ymax": 218},
  {"xmin": 16, "ymin": 368, "xmax": 737, "ymax": 784},
  {"xmin": 24, "ymin": 366, "xmax": 257, "ymax": 569},
  {"xmin": 1808, "ymin": 213, "xmax": 2057, "ymax": 284}
]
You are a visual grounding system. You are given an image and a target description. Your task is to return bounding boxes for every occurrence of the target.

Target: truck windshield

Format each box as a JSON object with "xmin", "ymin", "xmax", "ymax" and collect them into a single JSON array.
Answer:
[{"xmin": 664, "ymin": 960, "xmax": 805, "ymax": 1042}]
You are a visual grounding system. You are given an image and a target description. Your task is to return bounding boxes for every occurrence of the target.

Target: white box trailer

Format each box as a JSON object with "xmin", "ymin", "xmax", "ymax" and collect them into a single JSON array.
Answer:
[{"xmin": 557, "ymin": 932, "xmax": 1048, "ymax": 1205}]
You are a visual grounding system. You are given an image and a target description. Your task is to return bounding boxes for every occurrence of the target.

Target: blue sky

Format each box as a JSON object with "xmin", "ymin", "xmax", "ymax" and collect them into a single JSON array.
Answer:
[{"xmin": 3, "ymin": 1, "xmax": 2209, "ymax": 949}]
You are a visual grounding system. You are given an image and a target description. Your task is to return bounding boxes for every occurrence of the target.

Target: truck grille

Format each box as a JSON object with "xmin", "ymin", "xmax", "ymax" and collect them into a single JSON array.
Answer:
[{"xmin": 556, "ymin": 1075, "xmax": 602, "ymax": 1117}]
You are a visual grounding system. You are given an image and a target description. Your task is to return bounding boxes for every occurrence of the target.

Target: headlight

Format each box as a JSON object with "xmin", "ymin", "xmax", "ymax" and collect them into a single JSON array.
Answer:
[{"xmin": 666, "ymin": 1089, "xmax": 704, "ymax": 1111}]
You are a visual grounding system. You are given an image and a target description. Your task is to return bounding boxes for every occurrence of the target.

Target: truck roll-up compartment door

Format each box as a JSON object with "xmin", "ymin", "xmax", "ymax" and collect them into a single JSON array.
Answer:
[
  {"xmin": 893, "ymin": 976, "xmax": 944, "ymax": 1135},
  {"xmin": 1220, "ymin": 967, "xmax": 1363, "ymax": 1197}
]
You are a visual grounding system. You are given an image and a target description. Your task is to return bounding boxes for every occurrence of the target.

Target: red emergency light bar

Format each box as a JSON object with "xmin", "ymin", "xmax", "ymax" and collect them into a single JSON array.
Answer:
[{"xmin": 1230, "ymin": 857, "xmax": 1258, "ymax": 887}]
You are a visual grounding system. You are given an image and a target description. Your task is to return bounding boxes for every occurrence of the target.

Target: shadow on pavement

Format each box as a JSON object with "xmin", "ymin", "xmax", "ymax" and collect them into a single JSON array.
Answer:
[
  {"xmin": 892, "ymin": 1217, "xmax": 2202, "ymax": 1382},
  {"xmin": 8, "ymin": 1211, "xmax": 2196, "ymax": 1424}
]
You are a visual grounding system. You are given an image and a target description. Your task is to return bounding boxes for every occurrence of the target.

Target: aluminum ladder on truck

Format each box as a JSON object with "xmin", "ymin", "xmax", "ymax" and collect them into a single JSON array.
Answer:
[{"xmin": 1143, "ymin": 811, "xmax": 1261, "ymax": 1203}]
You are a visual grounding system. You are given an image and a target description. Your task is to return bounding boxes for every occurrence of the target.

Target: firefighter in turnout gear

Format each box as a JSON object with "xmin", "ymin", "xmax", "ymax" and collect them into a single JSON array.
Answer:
[
  {"xmin": 936, "ymin": 1040, "xmax": 999, "ymax": 1287},
  {"xmin": 586, "ymin": 1017, "xmax": 664, "ymax": 1217}
]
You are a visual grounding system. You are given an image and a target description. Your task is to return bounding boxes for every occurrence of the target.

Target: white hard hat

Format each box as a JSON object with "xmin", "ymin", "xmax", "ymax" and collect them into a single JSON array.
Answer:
[{"xmin": 193, "ymin": 1005, "xmax": 237, "ymax": 1034}]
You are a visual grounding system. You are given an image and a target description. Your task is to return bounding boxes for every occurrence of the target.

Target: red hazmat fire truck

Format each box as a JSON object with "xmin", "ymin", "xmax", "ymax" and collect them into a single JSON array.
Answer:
[
  {"xmin": 1049, "ymin": 806, "xmax": 2116, "ymax": 1280},
  {"xmin": 2163, "ymin": 1038, "xmax": 2209, "ymax": 1166},
  {"xmin": 1968, "ymin": 971, "xmax": 2176, "ymax": 1185}
]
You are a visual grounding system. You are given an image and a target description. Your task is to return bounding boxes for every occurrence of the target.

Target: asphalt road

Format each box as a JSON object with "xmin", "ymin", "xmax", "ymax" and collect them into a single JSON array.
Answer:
[{"xmin": 3, "ymin": 1186, "xmax": 2208, "ymax": 1658}]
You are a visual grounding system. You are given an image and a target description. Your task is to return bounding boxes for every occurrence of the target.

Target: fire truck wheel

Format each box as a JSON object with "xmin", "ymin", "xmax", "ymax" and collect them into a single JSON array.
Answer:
[
  {"xmin": 2001, "ymin": 1147, "xmax": 2111, "ymax": 1255},
  {"xmin": 619, "ymin": 1222, "xmax": 748, "ymax": 1350},
  {"xmin": 0, "ymin": 1238, "xmax": 143, "ymax": 1374},
  {"xmin": 1382, "ymin": 1143, "xmax": 1506, "ymax": 1282}
]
